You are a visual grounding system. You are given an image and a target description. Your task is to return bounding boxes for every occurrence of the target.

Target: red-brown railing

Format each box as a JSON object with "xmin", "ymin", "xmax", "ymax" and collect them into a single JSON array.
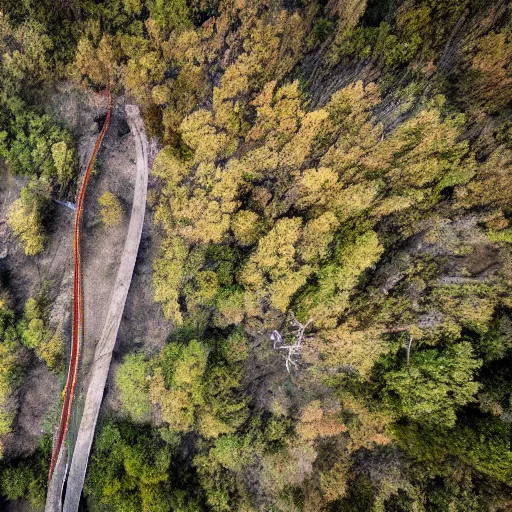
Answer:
[{"xmin": 48, "ymin": 91, "xmax": 112, "ymax": 483}]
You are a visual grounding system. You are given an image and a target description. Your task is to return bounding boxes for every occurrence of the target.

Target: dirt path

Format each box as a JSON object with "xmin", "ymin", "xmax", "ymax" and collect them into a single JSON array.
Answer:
[{"xmin": 59, "ymin": 104, "xmax": 149, "ymax": 512}]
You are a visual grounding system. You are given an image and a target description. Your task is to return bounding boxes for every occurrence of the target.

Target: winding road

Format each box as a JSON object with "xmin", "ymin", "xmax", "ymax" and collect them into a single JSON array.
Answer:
[
  {"xmin": 48, "ymin": 91, "xmax": 112, "ymax": 485},
  {"xmin": 62, "ymin": 104, "xmax": 149, "ymax": 512},
  {"xmin": 45, "ymin": 101, "xmax": 149, "ymax": 511}
]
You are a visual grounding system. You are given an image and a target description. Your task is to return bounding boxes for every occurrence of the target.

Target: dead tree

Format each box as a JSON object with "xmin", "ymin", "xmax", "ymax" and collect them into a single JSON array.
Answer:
[
  {"xmin": 386, "ymin": 326, "xmax": 414, "ymax": 368},
  {"xmin": 405, "ymin": 334, "xmax": 413, "ymax": 368},
  {"xmin": 270, "ymin": 313, "xmax": 313, "ymax": 373}
]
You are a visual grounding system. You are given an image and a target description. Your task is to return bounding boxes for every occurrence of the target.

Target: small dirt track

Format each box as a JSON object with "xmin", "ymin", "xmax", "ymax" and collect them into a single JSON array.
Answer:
[{"xmin": 61, "ymin": 104, "xmax": 149, "ymax": 512}]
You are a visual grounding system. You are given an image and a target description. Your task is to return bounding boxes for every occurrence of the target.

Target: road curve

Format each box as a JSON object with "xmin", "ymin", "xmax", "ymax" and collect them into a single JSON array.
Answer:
[{"xmin": 62, "ymin": 104, "xmax": 149, "ymax": 512}]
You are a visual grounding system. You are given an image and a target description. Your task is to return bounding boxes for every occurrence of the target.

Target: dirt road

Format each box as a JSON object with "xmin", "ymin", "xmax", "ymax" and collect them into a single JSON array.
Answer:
[{"xmin": 60, "ymin": 104, "xmax": 149, "ymax": 512}]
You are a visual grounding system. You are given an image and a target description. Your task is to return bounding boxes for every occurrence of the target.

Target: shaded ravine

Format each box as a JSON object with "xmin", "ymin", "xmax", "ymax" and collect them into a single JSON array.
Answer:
[{"xmin": 61, "ymin": 104, "xmax": 149, "ymax": 512}]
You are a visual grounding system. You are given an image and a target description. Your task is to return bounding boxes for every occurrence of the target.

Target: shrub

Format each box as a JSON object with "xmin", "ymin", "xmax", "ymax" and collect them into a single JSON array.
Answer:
[
  {"xmin": 0, "ymin": 435, "xmax": 51, "ymax": 506},
  {"xmin": 21, "ymin": 295, "xmax": 64, "ymax": 371},
  {"xmin": 98, "ymin": 191, "xmax": 124, "ymax": 227},
  {"xmin": 384, "ymin": 342, "xmax": 482, "ymax": 427},
  {"xmin": 7, "ymin": 185, "xmax": 48, "ymax": 256},
  {"xmin": 116, "ymin": 353, "xmax": 152, "ymax": 422},
  {"xmin": 85, "ymin": 421, "xmax": 172, "ymax": 512}
]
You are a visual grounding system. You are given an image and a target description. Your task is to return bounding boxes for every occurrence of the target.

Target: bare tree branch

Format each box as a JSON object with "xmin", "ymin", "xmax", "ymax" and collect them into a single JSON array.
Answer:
[
  {"xmin": 406, "ymin": 334, "xmax": 413, "ymax": 368},
  {"xmin": 270, "ymin": 313, "xmax": 313, "ymax": 373}
]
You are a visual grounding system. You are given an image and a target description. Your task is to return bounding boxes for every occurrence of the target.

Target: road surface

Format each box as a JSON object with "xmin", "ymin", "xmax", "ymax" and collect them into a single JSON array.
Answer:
[
  {"xmin": 61, "ymin": 104, "xmax": 149, "ymax": 512},
  {"xmin": 46, "ymin": 91, "xmax": 112, "ymax": 511}
]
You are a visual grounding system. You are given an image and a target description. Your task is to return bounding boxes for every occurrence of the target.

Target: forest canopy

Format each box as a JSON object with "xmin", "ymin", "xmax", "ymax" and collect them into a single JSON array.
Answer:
[{"xmin": 0, "ymin": 0, "xmax": 511, "ymax": 511}]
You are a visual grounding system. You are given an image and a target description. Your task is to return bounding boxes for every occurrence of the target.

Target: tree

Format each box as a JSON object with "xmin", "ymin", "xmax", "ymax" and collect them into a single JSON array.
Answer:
[
  {"xmin": 74, "ymin": 34, "xmax": 120, "ymax": 88},
  {"xmin": 0, "ymin": 434, "xmax": 51, "ymax": 507},
  {"xmin": 180, "ymin": 110, "xmax": 230, "ymax": 164},
  {"xmin": 215, "ymin": 289, "xmax": 245, "ymax": 328},
  {"xmin": 463, "ymin": 29, "xmax": 512, "ymax": 113},
  {"xmin": 199, "ymin": 362, "xmax": 249, "ymax": 438},
  {"xmin": 7, "ymin": 183, "xmax": 48, "ymax": 255},
  {"xmin": 0, "ymin": 304, "xmax": 23, "ymax": 455},
  {"xmin": 21, "ymin": 294, "xmax": 64, "ymax": 370},
  {"xmin": 85, "ymin": 421, "xmax": 172, "ymax": 512},
  {"xmin": 319, "ymin": 81, "xmax": 382, "ymax": 178},
  {"xmin": 116, "ymin": 353, "xmax": 152, "ymax": 422},
  {"xmin": 297, "ymin": 400, "xmax": 347, "ymax": 441},
  {"xmin": 301, "ymin": 230, "xmax": 383, "ymax": 328},
  {"xmin": 149, "ymin": 340, "xmax": 208, "ymax": 433},
  {"xmin": 38, "ymin": 326, "xmax": 64, "ymax": 371},
  {"xmin": 231, "ymin": 210, "xmax": 262, "ymax": 247},
  {"xmin": 240, "ymin": 217, "xmax": 312, "ymax": 312},
  {"xmin": 245, "ymin": 80, "xmax": 303, "ymax": 148},
  {"xmin": 51, "ymin": 140, "xmax": 76, "ymax": 187},
  {"xmin": 153, "ymin": 152, "xmax": 246, "ymax": 245},
  {"xmin": 299, "ymin": 212, "xmax": 340, "ymax": 264},
  {"xmin": 316, "ymin": 323, "xmax": 387, "ymax": 377},
  {"xmin": 1, "ymin": 464, "xmax": 32, "ymax": 501},
  {"xmin": 362, "ymin": 100, "xmax": 474, "ymax": 199},
  {"xmin": 279, "ymin": 109, "xmax": 329, "ymax": 169},
  {"xmin": 122, "ymin": 0, "xmax": 142, "ymax": 16},
  {"xmin": 153, "ymin": 235, "xmax": 188, "ymax": 324},
  {"xmin": 0, "ymin": 98, "xmax": 77, "ymax": 181},
  {"xmin": 325, "ymin": 0, "xmax": 369, "ymax": 66},
  {"xmin": 98, "ymin": 191, "xmax": 124, "ymax": 227},
  {"xmin": 384, "ymin": 342, "xmax": 482, "ymax": 427},
  {"xmin": 260, "ymin": 440, "xmax": 317, "ymax": 497},
  {"xmin": 147, "ymin": 0, "xmax": 191, "ymax": 38},
  {"xmin": 461, "ymin": 147, "xmax": 512, "ymax": 211},
  {"xmin": 0, "ymin": 18, "xmax": 53, "ymax": 97}
]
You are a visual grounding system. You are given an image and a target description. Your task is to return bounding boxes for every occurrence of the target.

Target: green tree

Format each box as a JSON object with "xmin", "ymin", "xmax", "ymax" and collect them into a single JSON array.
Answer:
[
  {"xmin": 115, "ymin": 353, "xmax": 151, "ymax": 422},
  {"xmin": 7, "ymin": 182, "xmax": 49, "ymax": 256},
  {"xmin": 147, "ymin": 0, "xmax": 191, "ymax": 37},
  {"xmin": 153, "ymin": 234, "xmax": 188, "ymax": 325},
  {"xmin": 241, "ymin": 217, "xmax": 311, "ymax": 312},
  {"xmin": 231, "ymin": 210, "xmax": 262, "ymax": 247},
  {"xmin": 74, "ymin": 34, "xmax": 120, "ymax": 88},
  {"xmin": 98, "ymin": 191, "xmax": 124, "ymax": 227},
  {"xmin": 301, "ymin": 229, "xmax": 384, "ymax": 328},
  {"xmin": 384, "ymin": 342, "xmax": 482, "ymax": 427},
  {"xmin": 0, "ymin": 98, "xmax": 76, "ymax": 180},
  {"xmin": 199, "ymin": 362, "xmax": 249, "ymax": 439},
  {"xmin": 149, "ymin": 340, "xmax": 208, "ymax": 433},
  {"xmin": 0, "ymin": 434, "xmax": 51, "ymax": 506},
  {"xmin": 21, "ymin": 294, "xmax": 64, "ymax": 370},
  {"xmin": 0, "ymin": 303, "xmax": 23, "ymax": 456},
  {"xmin": 85, "ymin": 421, "xmax": 172, "ymax": 512}
]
